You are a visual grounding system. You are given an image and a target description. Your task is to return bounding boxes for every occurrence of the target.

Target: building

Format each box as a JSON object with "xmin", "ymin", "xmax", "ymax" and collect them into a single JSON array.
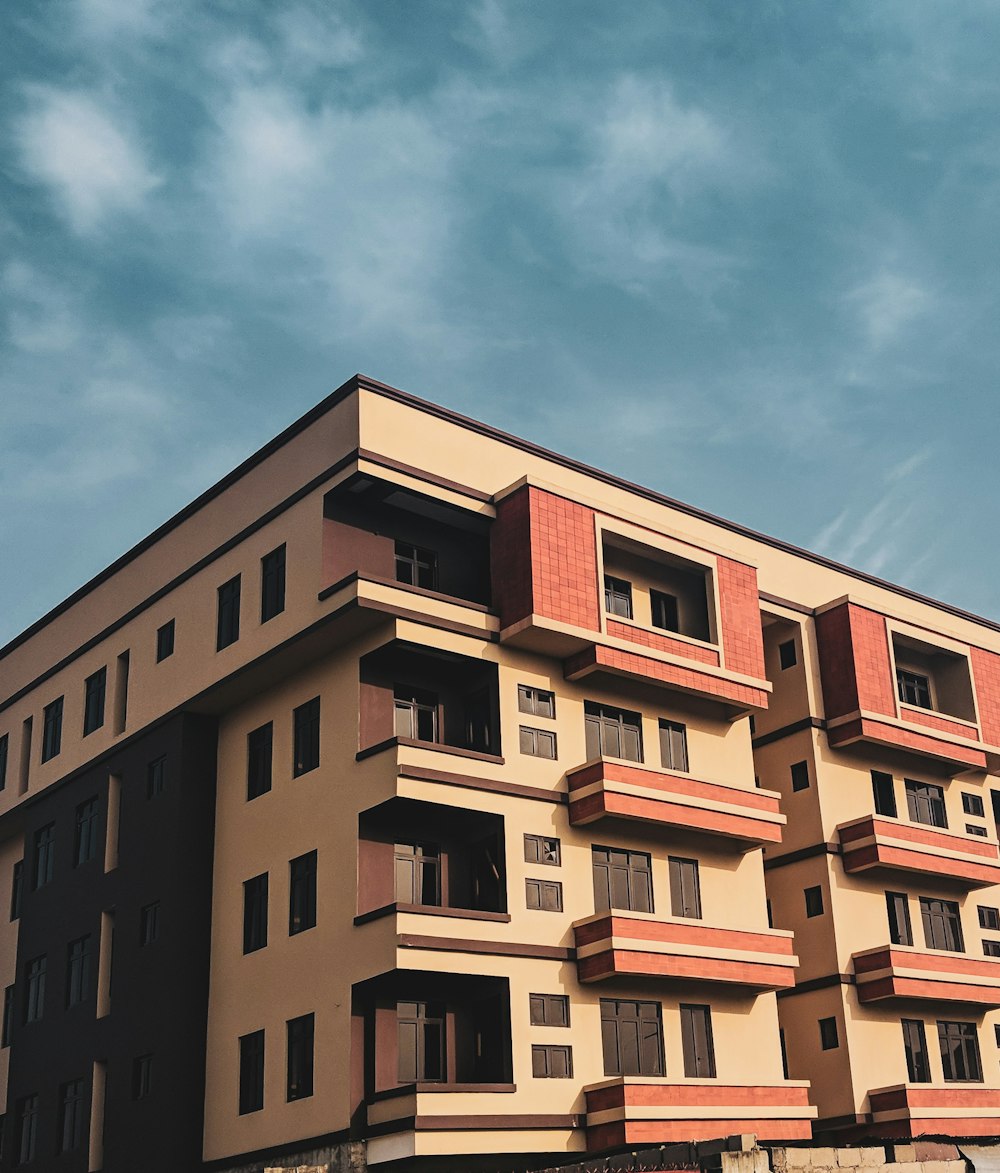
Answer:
[{"xmin": 1, "ymin": 373, "xmax": 1000, "ymax": 1172}]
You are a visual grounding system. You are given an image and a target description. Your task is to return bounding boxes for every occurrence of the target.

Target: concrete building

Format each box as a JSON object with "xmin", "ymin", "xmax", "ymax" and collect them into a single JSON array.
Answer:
[{"xmin": 1, "ymin": 374, "xmax": 1000, "ymax": 1172}]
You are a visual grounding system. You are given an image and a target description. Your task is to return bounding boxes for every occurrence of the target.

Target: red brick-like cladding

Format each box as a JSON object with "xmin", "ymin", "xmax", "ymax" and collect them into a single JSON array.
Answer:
[
  {"xmin": 815, "ymin": 602, "xmax": 897, "ymax": 720},
  {"xmin": 971, "ymin": 646, "xmax": 1000, "ymax": 749},
  {"xmin": 717, "ymin": 558, "xmax": 766, "ymax": 679}
]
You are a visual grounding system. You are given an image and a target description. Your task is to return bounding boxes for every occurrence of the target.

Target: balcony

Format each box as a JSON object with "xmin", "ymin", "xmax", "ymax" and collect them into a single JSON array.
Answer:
[
  {"xmin": 573, "ymin": 912, "xmax": 797, "ymax": 990},
  {"xmin": 854, "ymin": 946, "xmax": 1000, "ymax": 1007},
  {"xmin": 868, "ymin": 1084, "xmax": 1000, "ymax": 1138},
  {"xmin": 583, "ymin": 1078, "xmax": 815, "ymax": 1148},
  {"xmin": 839, "ymin": 816, "xmax": 1000, "ymax": 890},
  {"xmin": 568, "ymin": 759, "xmax": 784, "ymax": 849}
]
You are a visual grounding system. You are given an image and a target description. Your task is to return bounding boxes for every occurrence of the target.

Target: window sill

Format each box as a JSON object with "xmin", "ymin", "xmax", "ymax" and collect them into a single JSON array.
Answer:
[{"xmin": 354, "ymin": 902, "xmax": 511, "ymax": 926}]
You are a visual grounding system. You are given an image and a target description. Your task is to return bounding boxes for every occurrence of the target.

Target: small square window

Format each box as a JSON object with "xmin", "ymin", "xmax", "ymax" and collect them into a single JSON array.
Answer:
[
  {"xmin": 529, "ymin": 993, "xmax": 569, "ymax": 1027},
  {"xmin": 819, "ymin": 1017, "xmax": 839, "ymax": 1050},
  {"xmin": 778, "ymin": 639, "xmax": 797, "ymax": 670},
  {"xmin": 804, "ymin": 886, "xmax": 824, "ymax": 917},
  {"xmin": 156, "ymin": 620, "xmax": 175, "ymax": 662},
  {"xmin": 967, "ymin": 824, "xmax": 989, "ymax": 838},
  {"xmin": 979, "ymin": 906, "xmax": 1000, "ymax": 931},
  {"xmin": 604, "ymin": 576, "xmax": 633, "ymax": 619},
  {"xmin": 650, "ymin": 590, "xmax": 679, "ymax": 633},
  {"xmin": 531, "ymin": 1043, "xmax": 572, "ymax": 1078},
  {"xmin": 524, "ymin": 835, "xmax": 560, "ymax": 866},
  {"xmin": 963, "ymin": 793, "xmax": 986, "ymax": 818},
  {"xmin": 790, "ymin": 761, "xmax": 810, "ymax": 792},
  {"xmin": 518, "ymin": 685, "xmax": 555, "ymax": 719},
  {"xmin": 519, "ymin": 726, "xmax": 557, "ymax": 759},
  {"xmin": 983, "ymin": 940, "xmax": 1000, "ymax": 958},
  {"xmin": 525, "ymin": 878, "xmax": 562, "ymax": 911}
]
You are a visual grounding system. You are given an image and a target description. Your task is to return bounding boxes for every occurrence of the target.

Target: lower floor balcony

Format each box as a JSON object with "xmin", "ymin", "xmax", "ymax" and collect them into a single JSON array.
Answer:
[
  {"xmin": 838, "ymin": 815, "xmax": 1000, "ymax": 890},
  {"xmin": 854, "ymin": 946, "xmax": 1000, "ymax": 1007},
  {"xmin": 868, "ymin": 1084, "xmax": 1000, "ymax": 1138}
]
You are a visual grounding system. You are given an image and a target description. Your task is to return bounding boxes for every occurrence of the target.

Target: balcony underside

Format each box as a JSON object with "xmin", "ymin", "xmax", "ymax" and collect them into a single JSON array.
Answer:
[
  {"xmin": 827, "ymin": 715, "xmax": 988, "ymax": 773},
  {"xmin": 868, "ymin": 1085, "xmax": 1000, "ymax": 1138},
  {"xmin": 854, "ymin": 947, "xmax": 1000, "ymax": 1007},
  {"xmin": 839, "ymin": 816, "xmax": 1000, "ymax": 890}
]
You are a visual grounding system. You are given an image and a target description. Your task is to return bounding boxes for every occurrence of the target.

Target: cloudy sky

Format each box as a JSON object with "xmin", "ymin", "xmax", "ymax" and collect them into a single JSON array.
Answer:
[{"xmin": 3, "ymin": 0, "xmax": 1000, "ymax": 647}]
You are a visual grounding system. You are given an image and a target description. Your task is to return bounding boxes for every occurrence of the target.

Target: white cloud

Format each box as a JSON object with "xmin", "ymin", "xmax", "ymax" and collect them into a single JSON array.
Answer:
[
  {"xmin": 848, "ymin": 270, "xmax": 931, "ymax": 348},
  {"xmin": 2, "ymin": 261, "xmax": 81, "ymax": 353}
]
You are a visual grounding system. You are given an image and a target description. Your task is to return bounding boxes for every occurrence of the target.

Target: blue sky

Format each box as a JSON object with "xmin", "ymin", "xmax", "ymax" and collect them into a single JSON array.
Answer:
[{"xmin": 3, "ymin": 1, "xmax": 1000, "ymax": 648}]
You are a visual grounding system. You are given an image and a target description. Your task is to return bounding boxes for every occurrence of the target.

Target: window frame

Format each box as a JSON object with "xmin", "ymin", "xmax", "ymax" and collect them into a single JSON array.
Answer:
[
  {"xmin": 680, "ymin": 1003, "xmax": 717, "ymax": 1077},
  {"xmin": 668, "ymin": 856, "xmax": 702, "ymax": 920},
  {"xmin": 519, "ymin": 725, "xmax": 557, "ymax": 759},
  {"xmin": 394, "ymin": 541, "xmax": 438, "ymax": 590},
  {"xmin": 524, "ymin": 834, "xmax": 561, "ymax": 866},
  {"xmin": 897, "ymin": 667, "xmax": 933, "ymax": 709},
  {"xmin": 585, "ymin": 702, "xmax": 643, "ymax": 763},
  {"xmin": 83, "ymin": 667, "xmax": 107, "ymax": 737},
  {"xmin": 242, "ymin": 873, "xmax": 269, "ymax": 954},
  {"xmin": 905, "ymin": 779, "xmax": 948, "ymax": 829},
  {"xmin": 41, "ymin": 696, "xmax": 64, "ymax": 762},
  {"xmin": 659, "ymin": 719, "xmax": 689, "ymax": 772},
  {"xmin": 531, "ymin": 1043, "xmax": 573, "ymax": 1078},
  {"xmin": 819, "ymin": 1016, "xmax": 839, "ymax": 1050},
  {"xmin": 600, "ymin": 998, "xmax": 664, "ymax": 1078},
  {"xmin": 74, "ymin": 796, "xmax": 100, "ymax": 867},
  {"xmin": 247, "ymin": 722, "xmax": 273, "ymax": 800},
  {"xmin": 397, "ymin": 1000, "xmax": 446, "ymax": 1083},
  {"xmin": 887, "ymin": 891, "xmax": 914, "ymax": 946},
  {"xmin": 394, "ymin": 842, "xmax": 442, "ymax": 907},
  {"xmin": 24, "ymin": 954, "xmax": 46, "ymax": 1024},
  {"xmin": 155, "ymin": 619, "xmax": 175, "ymax": 662},
  {"xmin": 518, "ymin": 685, "xmax": 555, "ymax": 719},
  {"xmin": 778, "ymin": 639, "xmax": 797, "ymax": 670},
  {"xmin": 592, "ymin": 845, "xmax": 653, "ymax": 914},
  {"xmin": 902, "ymin": 1018, "xmax": 931, "ymax": 1083},
  {"xmin": 289, "ymin": 850, "xmax": 318, "ymax": 935},
  {"xmin": 525, "ymin": 877, "xmax": 563, "ymax": 912},
  {"xmin": 286, "ymin": 1012, "xmax": 315, "ymax": 1101},
  {"xmin": 920, "ymin": 896, "xmax": 964, "ymax": 953},
  {"xmin": 604, "ymin": 575, "xmax": 633, "ymax": 619},
  {"xmin": 58, "ymin": 1078, "xmax": 87, "ymax": 1153},
  {"xmin": 790, "ymin": 760, "xmax": 810, "ymax": 792},
  {"xmin": 872, "ymin": 771, "xmax": 897, "ymax": 818},
  {"xmin": 529, "ymin": 993, "xmax": 569, "ymax": 1027},
  {"xmin": 261, "ymin": 543, "xmax": 287, "ymax": 623},
  {"xmin": 216, "ymin": 574, "xmax": 242, "ymax": 651},
  {"xmin": 293, "ymin": 697, "xmax": 321, "ymax": 776},
  {"xmin": 938, "ymin": 1019, "xmax": 983, "ymax": 1082},
  {"xmin": 238, "ymin": 1030, "xmax": 265, "ymax": 1114}
]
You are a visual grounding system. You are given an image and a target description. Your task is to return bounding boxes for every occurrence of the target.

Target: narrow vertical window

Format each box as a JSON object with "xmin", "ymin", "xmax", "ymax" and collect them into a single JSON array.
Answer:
[
  {"xmin": 261, "ymin": 544, "xmax": 287, "ymax": 623},
  {"xmin": 397, "ymin": 1001, "xmax": 445, "ymax": 1082},
  {"xmin": 41, "ymin": 696, "xmax": 64, "ymax": 762},
  {"xmin": 790, "ymin": 761, "xmax": 810, "ymax": 791},
  {"xmin": 66, "ymin": 935, "xmax": 92, "ymax": 1006},
  {"xmin": 32, "ymin": 823, "xmax": 55, "ymax": 890},
  {"xmin": 293, "ymin": 697, "xmax": 321, "ymax": 776},
  {"xmin": 131, "ymin": 1054, "xmax": 154, "ymax": 1099},
  {"xmin": 74, "ymin": 797, "xmax": 100, "ymax": 866},
  {"xmin": 651, "ymin": 589, "xmax": 680, "ymax": 632},
  {"xmin": 243, "ymin": 873, "xmax": 268, "ymax": 953},
  {"xmin": 19, "ymin": 715, "xmax": 32, "ymax": 794},
  {"xmin": 604, "ymin": 575, "xmax": 633, "ymax": 618},
  {"xmin": 669, "ymin": 856, "xmax": 702, "ymax": 919},
  {"xmin": 156, "ymin": 619, "xmax": 175, "ymax": 662},
  {"xmin": 886, "ymin": 891, "xmax": 913, "ymax": 946},
  {"xmin": 680, "ymin": 1004, "xmax": 716, "ymax": 1077},
  {"xmin": 217, "ymin": 574, "xmax": 242, "ymax": 650},
  {"xmin": 16, "ymin": 1095, "xmax": 39, "ymax": 1165},
  {"xmin": 140, "ymin": 902, "xmax": 160, "ymax": 946},
  {"xmin": 247, "ymin": 722, "xmax": 273, "ymax": 800},
  {"xmin": 146, "ymin": 755, "xmax": 166, "ymax": 799},
  {"xmin": 659, "ymin": 719, "xmax": 689, "ymax": 772},
  {"xmin": 819, "ymin": 1017, "xmax": 839, "ymax": 1050},
  {"xmin": 239, "ymin": 1030, "xmax": 265, "ymax": 1114},
  {"xmin": 113, "ymin": 651, "xmax": 129, "ymax": 735},
  {"xmin": 58, "ymin": 1079, "xmax": 87, "ymax": 1152},
  {"xmin": 872, "ymin": 771, "xmax": 897, "ymax": 817},
  {"xmin": 903, "ymin": 1019, "xmax": 930, "ymax": 1083},
  {"xmin": 778, "ymin": 639, "xmax": 797, "ymax": 669},
  {"xmin": 0, "ymin": 731, "xmax": 7, "ymax": 790},
  {"xmin": 286, "ymin": 1012, "xmax": 315, "ymax": 1100},
  {"xmin": 394, "ymin": 843, "xmax": 441, "ymax": 906},
  {"xmin": 105, "ymin": 774, "xmax": 121, "ymax": 872},
  {"xmin": 24, "ymin": 955, "xmax": 46, "ymax": 1023},
  {"xmin": 83, "ymin": 668, "xmax": 107, "ymax": 736},
  {"xmin": 2, "ymin": 984, "xmax": 13, "ymax": 1046},
  {"xmin": 10, "ymin": 860, "xmax": 23, "ymax": 920},
  {"xmin": 289, "ymin": 851, "xmax": 317, "ymax": 935},
  {"xmin": 804, "ymin": 886, "xmax": 824, "ymax": 917}
]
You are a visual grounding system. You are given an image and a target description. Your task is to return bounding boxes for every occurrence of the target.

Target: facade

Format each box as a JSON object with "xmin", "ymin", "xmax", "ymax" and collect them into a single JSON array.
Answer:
[{"xmin": 1, "ymin": 374, "xmax": 1000, "ymax": 1172}]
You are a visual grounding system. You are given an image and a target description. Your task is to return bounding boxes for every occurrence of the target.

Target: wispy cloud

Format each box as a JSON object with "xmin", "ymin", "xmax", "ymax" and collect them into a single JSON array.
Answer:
[{"xmin": 848, "ymin": 269, "xmax": 932, "ymax": 349}]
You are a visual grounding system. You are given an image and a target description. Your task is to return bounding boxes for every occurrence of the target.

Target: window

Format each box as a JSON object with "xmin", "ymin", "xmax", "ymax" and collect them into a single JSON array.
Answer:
[
  {"xmin": 293, "ymin": 697, "xmax": 320, "ymax": 775},
  {"xmin": 921, "ymin": 897, "xmax": 964, "ymax": 952},
  {"xmin": 146, "ymin": 755, "xmax": 166, "ymax": 799},
  {"xmin": 600, "ymin": 999, "xmax": 663, "ymax": 1077},
  {"xmin": 243, "ymin": 873, "xmax": 268, "ymax": 954},
  {"xmin": 778, "ymin": 639, "xmax": 797, "ymax": 669},
  {"xmin": 58, "ymin": 1078, "xmax": 87, "ymax": 1152},
  {"xmin": 968, "ymin": 824, "xmax": 989, "ymax": 837},
  {"xmin": 980, "ymin": 906, "xmax": 1000, "ymax": 931},
  {"xmin": 519, "ymin": 726, "xmax": 557, "ymax": 758},
  {"xmin": 804, "ymin": 886, "xmax": 824, "ymax": 917},
  {"xmin": 938, "ymin": 1020, "xmax": 982, "ymax": 1081},
  {"xmin": 132, "ymin": 1054, "xmax": 153, "ymax": 1099},
  {"xmin": 41, "ymin": 696, "xmax": 63, "ymax": 762},
  {"xmin": 518, "ymin": 685, "xmax": 555, "ymax": 719},
  {"xmin": 83, "ymin": 667, "xmax": 106, "ymax": 736},
  {"xmin": 217, "ymin": 574, "xmax": 241, "ymax": 649},
  {"xmin": 659, "ymin": 720, "xmax": 689, "ymax": 772},
  {"xmin": 532, "ymin": 1044, "xmax": 572, "ymax": 1077},
  {"xmin": 650, "ymin": 589, "xmax": 679, "ymax": 632},
  {"xmin": 906, "ymin": 780, "xmax": 947, "ymax": 829},
  {"xmin": 593, "ymin": 846, "xmax": 653, "ymax": 913},
  {"xmin": 16, "ymin": 1095, "xmax": 38, "ymax": 1165},
  {"xmin": 398, "ymin": 1001, "xmax": 445, "ymax": 1082},
  {"xmin": 3, "ymin": 985, "xmax": 13, "ymax": 1046},
  {"xmin": 238, "ymin": 1030, "xmax": 265, "ymax": 1114},
  {"xmin": 585, "ymin": 703, "xmax": 643, "ymax": 762},
  {"xmin": 156, "ymin": 619, "xmax": 175, "ymax": 662},
  {"xmin": 983, "ymin": 940, "xmax": 1000, "ymax": 957},
  {"xmin": 903, "ymin": 1019, "xmax": 930, "ymax": 1083},
  {"xmin": 790, "ymin": 760, "xmax": 810, "ymax": 792},
  {"xmin": 529, "ymin": 993, "xmax": 569, "ymax": 1026},
  {"xmin": 0, "ymin": 732, "xmax": 7, "ymax": 790},
  {"xmin": 898, "ymin": 668, "xmax": 932, "ymax": 709},
  {"xmin": 286, "ymin": 1013, "xmax": 314, "ymax": 1100},
  {"xmin": 261, "ymin": 544, "xmax": 287, "ymax": 622},
  {"xmin": 247, "ymin": 723, "xmax": 273, "ymax": 800},
  {"xmin": 819, "ymin": 1017, "xmax": 839, "ymax": 1050},
  {"xmin": 10, "ymin": 860, "xmax": 22, "ymax": 919},
  {"xmin": 669, "ymin": 856, "xmax": 702, "ymax": 919},
  {"xmin": 32, "ymin": 824, "xmax": 55, "ymax": 890},
  {"xmin": 393, "ymin": 688, "xmax": 437, "ymax": 743},
  {"xmin": 526, "ymin": 877, "xmax": 563, "ymax": 911},
  {"xmin": 395, "ymin": 843, "xmax": 441, "ymax": 906},
  {"xmin": 289, "ymin": 851, "xmax": 317, "ymax": 934},
  {"xmin": 779, "ymin": 1028, "xmax": 788, "ymax": 1079},
  {"xmin": 680, "ymin": 1004, "xmax": 716, "ymax": 1077},
  {"xmin": 524, "ymin": 835, "xmax": 560, "ymax": 866},
  {"xmin": 73, "ymin": 797, "xmax": 99, "ymax": 867},
  {"xmin": 872, "ymin": 771, "xmax": 897, "ymax": 817},
  {"xmin": 66, "ymin": 936, "xmax": 92, "ymax": 1006},
  {"xmin": 887, "ymin": 892, "xmax": 913, "ymax": 946},
  {"xmin": 25, "ymin": 955, "xmax": 46, "ymax": 1023},
  {"xmin": 395, "ymin": 541, "xmax": 437, "ymax": 590},
  {"xmin": 963, "ymin": 792, "xmax": 986, "ymax": 817},
  {"xmin": 140, "ymin": 902, "xmax": 160, "ymax": 946},
  {"xmin": 604, "ymin": 575, "xmax": 633, "ymax": 618}
]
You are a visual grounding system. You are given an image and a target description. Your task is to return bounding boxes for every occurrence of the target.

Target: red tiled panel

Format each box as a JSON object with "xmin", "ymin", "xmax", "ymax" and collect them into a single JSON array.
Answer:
[
  {"xmin": 528, "ymin": 487, "xmax": 600, "ymax": 631},
  {"xmin": 716, "ymin": 558, "xmax": 766, "ymax": 679},
  {"xmin": 903, "ymin": 706, "xmax": 979, "ymax": 739},
  {"xmin": 971, "ymin": 646, "xmax": 1000, "ymax": 749},
  {"xmin": 606, "ymin": 619, "xmax": 720, "ymax": 665},
  {"xmin": 490, "ymin": 486, "xmax": 534, "ymax": 630},
  {"xmin": 829, "ymin": 716, "xmax": 987, "ymax": 770},
  {"xmin": 588, "ymin": 1119, "xmax": 814, "ymax": 1148},
  {"xmin": 816, "ymin": 602, "xmax": 896, "ymax": 721}
]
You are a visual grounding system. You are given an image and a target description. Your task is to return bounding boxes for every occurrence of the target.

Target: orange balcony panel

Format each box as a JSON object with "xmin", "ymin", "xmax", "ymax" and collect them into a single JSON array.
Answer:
[
  {"xmin": 574, "ymin": 913, "xmax": 797, "ymax": 990},
  {"xmin": 868, "ymin": 1085, "xmax": 1000, "ymax": 1138},
  {"xmin": 854, "ymin": 946, "xmax": 1000, "ymax": 1007},
  {"xmin": 584, "ymin": 1078, "xmax": 815, "ymax": 1148},
  {"xmin": 828, "ymin": 716, "xmax": 987, "ymax": 772},
  {"xmin": 839, "ymin": 816, "xmax": 1000, "ymax": 890},
  {"xmin": 567, "ymin": 760, "xmax": 784, "ymax": 847}
]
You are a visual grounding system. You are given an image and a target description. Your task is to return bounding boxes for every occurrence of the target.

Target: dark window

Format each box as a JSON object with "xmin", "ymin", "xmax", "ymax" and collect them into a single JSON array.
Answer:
[
  {"xmin": 898, "ymin": 668, "xmax": 932, "ymax": 709},
  {"xmin": 906, "ymin": 780, "xmax": 947, "ymax": 829},
  {"xmin": 146, "ymin": 755, "xmax": 166, "ymax": 799},
  {"xmin": 41, "ymin": 696, "xmax": 63, "ymax": 762},
  {"xmin": 524, "ymin": 835, "xmax": 560, "ymax": 866},
  {"xmin": 593, "ymin": 846, "xmax": 653, "ymax": 914},
  {"xmin": 804, "ymin": 886, "xmax": 824, "ymax": 917},
  {"xmin": 983, "ymin": 940, "xmax": 1000, "ymax": 957},
  {"xmin": 872, "ymin": 771, "xmax": 897, "ymax": 817},
  {"xmin": 132, "ymin": 1054, "xmax": 153, "ymax": 1099},
  {"xmin": 286, "ymin": 1013, "xmax": 314, "ymax": 1100},
  {"xmin": 887, "ymin": 892, "xmax": 913, "ymax": 946},
  {"xmin": 2, "ymin": 985, "xmax": 13, "ymax": 1046},
  {"xmin": 289, "ymin": 851, "xmax": 317, "ymax": 934},
  {"xmin": 526, "ymin": 878, "xmax": 563, "ymax": 911},
  {"xmin": 395, "ymin": 541, "xmax": 437, "ymax": 590},
  {"xmin": 395, "ymin": 843, "xmax": 440, "ymax": 906},
  {"xmin": 238, "ymin": 1030, "xmax": 265, "ymax": 1114},
  {"xmin": 819, "ymin": 1017, "xmax": 839, "ymax": 1050},
  {"xmin": 217, "ymin": 574, "xmax": 241, "ymax": 650},
  {"xmin": 921, "ymin": 897, "xmax": 964, "ymax": 952},
  {"xmin": 10, "ymin": 860, "xmax": 22, "ymax": 919},
  {"xmin": 397, "ymin": 1000, "xmax": 444, "ymax": 1082},
  {"xmin": 83, "ymin": 668, "xmax": 106, "ymax": 736},
  {"xmin": 650, "ymin": 589, "xmax": 680, "ymax": 632},
  {"xmin": 66, "ymin": 936, "xmax": 92, "ymax": 1006},
  {"xmin": 938, "ymin": 1020, "xmax": 982, "ymax": 1082},
  {"xmin": 140, "ymin": 902, "xmax": 160, "ymax": 946},
  {"xmin": 519, "ymin": 726, "xmax": 557, "ymax": 758},
  {"xmin": 529, "ymin": 993, "xmax": 569, "ymax": 1027},
  {"xmin": 790, "ymin": 761, "xmax": 810, "ymax": 792},
  {"xmin": 393, "ymin": 688, "xmax": 437, "ymax": 743},
  {"xmin": 74, "ymin": 797, "xmax": 99, "ymax": 867},
  {"xmin": 963, "ymin": 792, "xmax": 986, "ymax": 817},
  {"xmin": 968, "ymin": 824, "xmax": 989, "ymax": 837},
  {"xmin": 778, "ymin": 639, "xmax": 797, "ymax": 669},
  {"xmin": 766, "ymin": 898, "xmax": 773, "ymax": 928},
  {"xmin": 600, "ymin": 999, "xmax": 663, "ymax": 1077},
  {"xmin": 463, "ymin": 687, "xmax": 494, "ymax": 754},
  {"xmin": 680, "ymin": 1004, "xmax": 716, "ymax": 1077},
  {"xmin": 243, "ymin": 873, "xmax": 268, "ymax": 954},
  {"xmin": 585, "ymin": 702, "xmax": 643, "ymax": 763},
  {"xmin": 518, "ymin": 685, "xmax": 555, "ymax": 719},
  {"xmin": 532, "ymin": 1044, "xmax": 573, "ymax": 1077},
  {"xmin": 156, "ymin": 619, "xmax": 175, "ymax": 662},
  {"xmin": 261, "ymin": 544, "xmax": 287, "ymax": 623},
  {"xmin": 979, "ymin": 906, "xmax": 1000, "ymax": 931},
  {"xmin": 16, "ymin": 1094, "xmax": 38, "ymax": 1165},
  {"xmin": 779, "ymin": 1028, "xmax": 788, "ymax": 1078},
  {"xmin": 247, "ymin": 723, "xmax": 273, "ymax": 800},
  {"xmin": 24, "ymin": 955, "xmax": 46, "ymax": 1023},
  {"xmin": 58, "ymin": 1078, "xmax": 87, "ymax": 1152},
  {"xmin": 903, "ymin": 1018, "xmax": 930, "ymax": 1082},
  {"xmin": 32, "ymin": 824, "xmax": 55, "ymax": 890},
  {"xmin": 604, "ymin": 576, "xmax": 633, "ymax": 618},
  {"xmin": 0, "ymin": 732, "xmax": 7, "ymax": 790},
  {"xmin": 669, "ymin": 856, "xmax": 702, "ymax": 919},
  {"xmin": 293, "ymin": 697, "xmax": 320, "ymax": 775},
  {"xmin": 659, "ymin": 720, "xmax": 689, "ymax": 772}
]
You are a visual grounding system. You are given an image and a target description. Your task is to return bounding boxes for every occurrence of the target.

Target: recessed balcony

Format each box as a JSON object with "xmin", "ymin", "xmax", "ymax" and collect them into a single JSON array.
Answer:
[
  {"xmin": 854, "ymin": 945, "xmax": 1000, "ymax": 1007},
  {"xmin": 839, "ymin": 816, "xmax": 1000, "ymax": 890},
  {"xmin": 868, "ymin": 1084, "xmax": 1000, "ymax": 1138}
]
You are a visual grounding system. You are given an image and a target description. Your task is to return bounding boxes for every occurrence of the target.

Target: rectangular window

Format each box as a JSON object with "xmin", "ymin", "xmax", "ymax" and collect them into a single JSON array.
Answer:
[
  {"xmin": 32, "ymin": 823, "xmax": 55, "ymax": 890},
  {"xmin": 519, "ymin": 726, "xmax": 557, "ymax": 758},
  {"xmin": 872, "ymin": 771, "xmax": 897, "ymax": 817},
  {"xmin": 41, "ymin": 696, "xmax": 63, "ymax": 762},
  {"xmin": 593, "ymin": 846, "xmax": 653, "ymax": 914},
  {"xmin": 980, "ymin": 906, "xmax": 1000, "ymax": 931},
  {"xmin": 529, "ymin": 993, "xmax": 569, "ymax": 1027},
  {"xmin": 963, "ymin": 792, "xmax": 986, "ymax": 817},
  {"xmin": 289, "ymin": 851, "xmax": 317, "ymax": 934},
  {"xmin": 140, "ymin": 902, "xmax": 160, "ymax": 946},
  {"xmin": 968, "ymin": 824, "xmax": 988, "ymax": 837},
  {"xmin": 585, "ymin": 702, "xmax": 643, "ymax": 763},
  {"xmin": 2, "ymin": 984, "xmax": 13, "ymax": 1046},
  {"xmin": 11, "ymin": 860, "xmax": 23, "ymax": 919},
  {"xmin": 394, "ymin": 843, "xmax": 441, "ymax": 906},
  {"xmin": 216, "ymin": 574, "xmax": 241, "ymax": 650},
  {"xmin": 604, "ymin": 575, "xmax": 633, "ymax": 618},
  {"xmin": 395, "ymin": 541, "xmax": 437, "ymax": 590},
  {"xmin": 146, "ymin": 755, "xmax": 166, "ymax": 799},
  {"xmin": 16, "ymin": 1094, "xmax": 38, "ymax": 1165},
  {"xmin": 906, "ymin": 779, "xmax": 947, "ymax": 829},
  {"xmin": 58, "ymin": 1078, "xmax": 87, "ymax": 1153},
  {"xmin": 25, "ymin": 955, "xmax": 46, "ymax": 1023},
  {"xmin": 247, "ymin": 723, "xmax": 273, "ymax": 800},
  {"xmin": 819, "ymin": 1017, "xmax": 839, "ymax": 1050},
  {"xmin": 397, "ymin": 1000, "xmax": 445, "ymax": 1082},
  {"xmin": 778, "ymin": 639, "xmax": 797, "ymax": 669},
  {"xmin": 524, "ymin": 835, "xmax": 561, "ymax": 866},
  {"xmin": 898, "ymin": 668, "xmax": 932, "ymax": 709},
  {"xmin": 600, "ymin": 999, "xmax": 663, "ymax": 1077},
  {"xmin": 156, "ymin": 618, "xmax": 175, "ymax": 662},
  {"xmin": 293, "ymin": 697, "xmax": 321, "ymax": 776},
  {"xmin": 921, "ymin": 897, "xmax": 964, "ymax": 952},
  {"xmin": 526, "ymin": 877, "xmax": 563, "ymax": 911},
  {"xmin": 518, "ymin": 685, "xmax": 555, "ymax": 719},
  {"xmin": 393, "ymin": 688, "xmax": 438, "ymax": 743},
  {"xmin": 0, "ymin": 732, "xmax": 7, "ymax": 790},
  {"xmin": 131, "ymin": 1054, "xmax": 153, "ymax": 1099},
  {"xmin": 286, "ymin": 1012, "xmax": 315, "ymax": 1100},
  {"xmin": 669, "ymin": 856, "xmax": 702, "ymax": 919},
  {"xmin": 804, "ymin": 885, "xmax": 824, "ymax": 917},
  {"xmin": 261, "ymin": 544, "xmax": 287, "ymax": 622},
  {"xmin": 66, "ymin": 935, "xmax": 92, "ymax": 1006},
  {"xmin": 74, "ymin": 797, "xmax": 100, "ymax": 867},
  {"xmin": 650, "ymin": 589, "xmax": 680, "ymax": 633},
  {"xmin": 243, "ymin": 873, "xmax": 268, "ymax": 954},
  {"xmin": 113, "ymin": 651, "xmax": 129, "ymax": 734},
  {"xmin": 680, "ymin": 1004, "xmax": 716, "ymax": 1077},
  {"xmin": 938, "ymin": 1020, "xmax": 983, "ymax": 1082},
  {"xmin": 659, "ymin": 719, "xmax": 689, "ymax": 772},
  {"xmin": 83, "ymin": 668, "xmax": 107, "ymax": 736},
  {"xmin": 532, "ymin": 1044, "xmax": 573, "ymax": 1077},
  {"xmin": 982, "ymin": 940, "xmax": 1000, "ymax": 957},
  {"xmin": 790, "ymin": 760, "xmax": 810, "ymax": 791},
  {"xmin": 238, "ymin": 1030, "xmax": 265, "ymax": 1114},
  {"xmin": 903, "ymin": 1018, "xmax": 930, "ymax": 1082},
  {"xmin": 887, "ymin": 891, "xmax": 914, "ymax": 946}
]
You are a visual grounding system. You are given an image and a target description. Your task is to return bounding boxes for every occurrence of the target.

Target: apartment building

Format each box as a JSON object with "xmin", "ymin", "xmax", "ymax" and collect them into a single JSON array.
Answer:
[{"xmin": 1, "ymin": 374, "xmax": 999, "ymax": 1172}]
